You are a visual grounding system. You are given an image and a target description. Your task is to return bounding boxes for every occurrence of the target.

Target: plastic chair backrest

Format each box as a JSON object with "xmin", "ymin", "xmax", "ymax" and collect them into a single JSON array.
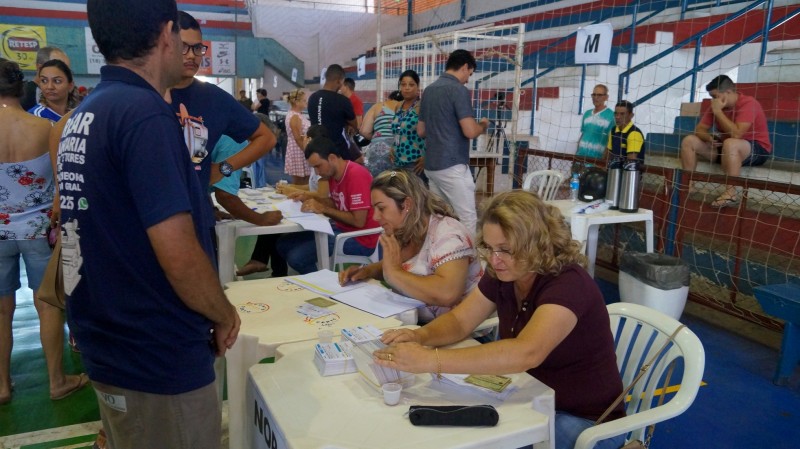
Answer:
[
  {"xmin": 522, "ymin": 170, "xmax": 564, "ymax": 200},
  {"xmin": 574, "ymin": 302, "xmax": 706, "ymax": 449},
  {"xmin": 332, "ymin": 227, "xmax": 383, "ymax": 271}
]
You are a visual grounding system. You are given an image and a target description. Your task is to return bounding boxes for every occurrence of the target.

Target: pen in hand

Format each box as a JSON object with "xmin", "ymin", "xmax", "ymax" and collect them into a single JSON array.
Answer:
[{"xmin": 339, "ymin": 264, "xmax": 367, "ymax": 286}]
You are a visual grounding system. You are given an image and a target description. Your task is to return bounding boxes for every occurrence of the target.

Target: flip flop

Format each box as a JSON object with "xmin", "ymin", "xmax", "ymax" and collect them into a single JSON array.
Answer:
[
  {"xmin": 51, "ymin": 373, "xmax": 90, "ymax": 400},
  {"xmin": 236, "ymin": 261, "xmax": 268, "ymax": 276},
  {"xmin": 711, "ymin": 196, "xmax": 740, "ymax": 209}
]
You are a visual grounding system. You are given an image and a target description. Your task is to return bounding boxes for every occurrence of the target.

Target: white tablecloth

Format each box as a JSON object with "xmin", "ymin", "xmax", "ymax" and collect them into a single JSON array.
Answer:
[
  {"xmin": 247, "ymin": 339, "xmax": 555, "ymax": 449},
  {"xmin": 224, "ymin": 277, "xmax": 404, "ymax": 449}
]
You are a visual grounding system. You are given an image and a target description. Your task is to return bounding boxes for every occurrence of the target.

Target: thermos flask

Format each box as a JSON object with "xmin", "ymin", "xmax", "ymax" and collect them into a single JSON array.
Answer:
[
  {"xmin": 618, "ymin": 160, "xmax": 642, "ymax": 213},
  {"xmin": 605, "ymin": 159, "xmax": 623, "ymax": 210}
]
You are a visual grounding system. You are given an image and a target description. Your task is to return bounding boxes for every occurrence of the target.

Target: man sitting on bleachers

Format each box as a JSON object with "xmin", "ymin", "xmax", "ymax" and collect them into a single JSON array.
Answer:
[{"xmin": 680, "ymin": 75, "xmax": 771, "ymax": 208}]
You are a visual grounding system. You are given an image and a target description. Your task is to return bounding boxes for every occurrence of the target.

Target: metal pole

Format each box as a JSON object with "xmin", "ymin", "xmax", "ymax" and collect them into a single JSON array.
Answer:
[
  {"xmin": 407, "ymin": 0, "xmax": 413, "ymax": 35},
  {"xmin": 530, "ymin": 53, "xmax": 539, "ymax": 134},
  {"xmin": 760, "ymin": 0, "xmax": 775, "ymax": 66},
  {"xmin": 579, "ymin": 64, "xmax": 586, "ymax": 115},
  {"xmin": 691, "ymin": 37, "xmax": 702, "ymax": 102},
  {"xmin": 625, "ymin": 1, "xmax": 638, "ymax": 96},
  {"xmin": 376, "ymin": 0, "xmax": 382, "ymax": 98}
]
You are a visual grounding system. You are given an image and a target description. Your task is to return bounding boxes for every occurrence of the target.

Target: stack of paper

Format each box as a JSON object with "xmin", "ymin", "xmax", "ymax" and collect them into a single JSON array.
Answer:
[
  {"xmin": 286, "ymin": 270, "xmax": 363, "ymax": 296},
  {"xmin": 313, "ymin": 340, "xmax": 358, "ymax": 376},
  {"xmin": 340, "ymin": 324, "xmax": 384, "ymax": 343},
  {"xmin": 286, "ymin": 271, "xmax": 425, "ymax": 318},
  {"xmin": 341, "ymin": 325, "xmax": 415, "ymax": 388}
]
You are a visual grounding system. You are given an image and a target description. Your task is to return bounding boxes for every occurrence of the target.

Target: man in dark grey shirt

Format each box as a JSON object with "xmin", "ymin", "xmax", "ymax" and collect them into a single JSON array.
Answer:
[{"xmin": 418, "ymin": 49, "xmax": 488, "ymax": 234}]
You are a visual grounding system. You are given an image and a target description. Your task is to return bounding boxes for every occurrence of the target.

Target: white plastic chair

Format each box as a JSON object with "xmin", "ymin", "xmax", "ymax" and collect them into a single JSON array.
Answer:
[
  {"xmin": 331, "ymin": 227, "xmax": 383, "ymax": 271},
  {"xmin": 522, "ymin": 169, "xmax": 564, "ymax": 200},
  {"xmin": 574, "ymin": 302, "xmax": 705, "ymax": 449}
]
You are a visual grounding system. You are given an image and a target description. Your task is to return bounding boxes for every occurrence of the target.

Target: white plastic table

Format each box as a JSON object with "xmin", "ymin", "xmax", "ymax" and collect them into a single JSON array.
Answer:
[
  {"xmin": 246, "ymin": 339, "xmax": 555, "ymax": 449},
  {"xmin": 224, "ymin": 277, "xmax": 404, "ymax": 449},
  {"xmin": 214, "ymin": 188, "xmax": 330, "ymax": 284},
  {"xmin": 548, "ymin": 200, "xmax": 654, "ymax": 277}
]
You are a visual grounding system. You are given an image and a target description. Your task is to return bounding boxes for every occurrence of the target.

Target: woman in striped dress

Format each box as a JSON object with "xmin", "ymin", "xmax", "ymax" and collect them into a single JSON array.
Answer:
[{"xmin": 360, "ymin": 90, "xmax": 403, "ymax": 176}]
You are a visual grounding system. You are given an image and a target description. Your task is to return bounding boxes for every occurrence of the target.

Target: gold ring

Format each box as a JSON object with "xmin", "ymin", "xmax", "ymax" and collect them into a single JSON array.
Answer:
[{"xmin": 388, "ymin": 354, "xmax": 393, "ymax": 362}]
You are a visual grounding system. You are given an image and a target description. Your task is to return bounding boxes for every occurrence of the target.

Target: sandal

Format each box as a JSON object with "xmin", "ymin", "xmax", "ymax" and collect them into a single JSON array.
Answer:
[
  {"xmin": 51, "ymin": 373, "xmax": 90, "ymax": 400},
  {"xmin": 236, "ymin": 260, "xmax": 268, "ymax": 276},
  {"xmin": 711, "ymin": 195, "xmax": 740, "ymax": 209}
]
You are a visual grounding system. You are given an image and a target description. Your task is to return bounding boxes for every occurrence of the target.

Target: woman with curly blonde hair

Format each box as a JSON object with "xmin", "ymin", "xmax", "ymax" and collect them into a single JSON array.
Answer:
[
  {"xmin": 338, "ymin": 169, "xmax": 482, "ymax": 323},
  {"xmin": 373, "ymin": 190, "xmax": 626, "ymax": 449}
]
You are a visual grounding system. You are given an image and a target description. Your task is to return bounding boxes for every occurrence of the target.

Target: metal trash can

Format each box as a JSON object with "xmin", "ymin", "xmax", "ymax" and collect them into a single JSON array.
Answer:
[{"xmin": 618, "ymin": 252, "xmax": 690, "ymax": 320}]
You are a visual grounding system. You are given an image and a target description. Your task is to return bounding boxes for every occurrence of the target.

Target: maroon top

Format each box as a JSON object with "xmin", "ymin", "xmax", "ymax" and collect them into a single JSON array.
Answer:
[{"xmin": 478, "ymin": 264, "xmax": 625, "ymax": 421}]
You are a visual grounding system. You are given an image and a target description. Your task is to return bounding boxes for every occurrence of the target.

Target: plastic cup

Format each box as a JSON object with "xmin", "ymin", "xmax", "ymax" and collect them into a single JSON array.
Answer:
[
  {"xmin": 318, "ymin": 330, "xmax": 333, "ymax": 343},
  {"xmin": 382, "ymin": 382, "xmax": 402, "ymax": 406}
]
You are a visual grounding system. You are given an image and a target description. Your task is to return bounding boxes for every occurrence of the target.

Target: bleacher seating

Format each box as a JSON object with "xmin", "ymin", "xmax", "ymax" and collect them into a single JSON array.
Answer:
[{"xmin": 646, "ymin": 84, "xmax": 800, "ymax": 175}]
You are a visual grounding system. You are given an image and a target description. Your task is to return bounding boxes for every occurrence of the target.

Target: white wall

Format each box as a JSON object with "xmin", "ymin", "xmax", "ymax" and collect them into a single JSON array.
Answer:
[{"xmin": 248, "ymin": 0, "xmax": 406, "ymax": 80}]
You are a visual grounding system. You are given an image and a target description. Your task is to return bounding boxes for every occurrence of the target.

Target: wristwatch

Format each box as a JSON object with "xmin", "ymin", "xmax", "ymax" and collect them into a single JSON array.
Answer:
[{"xmin": 219, "ymin": 160, "xmax": 234, "ymax": 177}]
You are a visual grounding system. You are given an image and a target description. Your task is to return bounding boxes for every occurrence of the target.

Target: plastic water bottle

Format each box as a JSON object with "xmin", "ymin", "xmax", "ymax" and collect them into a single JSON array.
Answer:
[{"xmin": 570, "ymin": 173, "xmax": 580, "ymax": 201}]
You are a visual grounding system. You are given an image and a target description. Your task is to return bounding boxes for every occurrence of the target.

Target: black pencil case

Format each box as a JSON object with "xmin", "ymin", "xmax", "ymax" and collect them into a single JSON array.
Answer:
[{"xmin": 408, "ymin": 405, "xmax": 499, "ymax": 427}]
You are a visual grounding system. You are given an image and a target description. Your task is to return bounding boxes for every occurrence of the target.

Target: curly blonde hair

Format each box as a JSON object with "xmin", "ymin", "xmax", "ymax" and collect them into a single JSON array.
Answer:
[
  {"xmin": 371, "ymin": 169, "xmax": 456, "ymax": 247},
  {"xmin": 477, "ymin": 190, "xmax": 586, "ymax": 276}
]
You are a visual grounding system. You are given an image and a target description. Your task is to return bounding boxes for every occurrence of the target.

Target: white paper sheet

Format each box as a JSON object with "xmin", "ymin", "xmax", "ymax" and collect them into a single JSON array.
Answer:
[
  {"xmin": 286, "ymin": 269, "xmax": 363, "ymax": 296},
  {"xmin": 275, "ymin": 199, "xmax": 315, "ymax": 218},
  {"xmin": 332, "ymin": 284, "xmax": 424, "ymax": 318},
  {"xmin": 291, "ymin": 215, "xmax": 334, "ymax": 235}
]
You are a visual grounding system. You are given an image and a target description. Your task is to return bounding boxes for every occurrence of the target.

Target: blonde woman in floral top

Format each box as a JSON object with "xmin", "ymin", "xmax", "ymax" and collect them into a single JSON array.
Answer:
[{"xmin": 339, "ymin": 169, "xmax": 481, "ymax": 323}]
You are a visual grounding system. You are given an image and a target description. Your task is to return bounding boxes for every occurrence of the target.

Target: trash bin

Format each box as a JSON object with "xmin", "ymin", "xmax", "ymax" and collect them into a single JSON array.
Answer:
[{"xmin": 618, "ymin": 252, "xmax": 690, "ymax": 320}]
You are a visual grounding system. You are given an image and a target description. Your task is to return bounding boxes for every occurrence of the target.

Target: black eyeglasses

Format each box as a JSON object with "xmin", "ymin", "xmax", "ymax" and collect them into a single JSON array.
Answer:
[
  {"xmin": 182, "ymin": 42, "xmax": 208, "ymax": 56},
  {"xmin": 590, "ymin": 93, "xmax": 607, "ymax": 97}
]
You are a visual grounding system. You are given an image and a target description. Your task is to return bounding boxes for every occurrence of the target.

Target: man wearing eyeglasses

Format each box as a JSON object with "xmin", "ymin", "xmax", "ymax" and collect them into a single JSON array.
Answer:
[
  {"xmin": 575, "ymin": 84, "xmax": 615, "ymax": 159},
  {"xmin": 167, "ymin": 11, "xmax": 275, "ymax": 234}
]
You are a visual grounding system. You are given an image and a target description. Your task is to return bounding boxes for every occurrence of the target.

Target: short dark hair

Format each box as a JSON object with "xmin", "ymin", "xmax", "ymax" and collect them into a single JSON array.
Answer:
[
  {"xmin": 615, "ymin": 100, "xmax": 634, "ymax": 113},
  {"xmin": 445, "ymin": 49, "xmax": 477, "ymax": 71},
  {"xmin": 306, "ymin": 124, "xmax": 328, "ymax": 140},
  {"xmin": 178, "ymin": 10, "xmax": 201, "ymax": 31},
  {"xmin": 325, "ymin": 64, "xmax": 345, "ymax": 82},
  {"xmin": 256, "ymin": 88, "xmax": 267, "ymax": 97},
  {"xmin": 398, "ymin": 69, "xmax": 420, "ymax": 87},
  {"xmin": 39, "ymin": 59, "xmax": 73, "ymax": 83},
  {"xmin": 0, "ymin": 59, "xmax": 25, "ymax": 98},
  {"xmin": 304, "ymin": 136, "xmax": 340, "ymax": 160},
  {"xmin": 36, "ymin": 47, "xmax": 66, "ymax": 67},
  {"xmin": 88, "ymin": 0, "xmax": 178, "ymax": 63},
  {"xmin": 706, "ymin": 75, "xmax": 735, "ymax": 93},
  {"xmin": 343, "ymin": 78, "xmax": 355, "ymax": 90}
]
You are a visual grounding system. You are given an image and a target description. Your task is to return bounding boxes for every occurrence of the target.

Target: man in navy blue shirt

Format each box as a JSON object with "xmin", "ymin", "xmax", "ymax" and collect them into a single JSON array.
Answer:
[
  {"xmin": 59, "ymin": 1, "xmax": 239, "ymax": 448},
  {"xmin": 168, "ymin": 11, "xmax": 275, "ymax": 191}
]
